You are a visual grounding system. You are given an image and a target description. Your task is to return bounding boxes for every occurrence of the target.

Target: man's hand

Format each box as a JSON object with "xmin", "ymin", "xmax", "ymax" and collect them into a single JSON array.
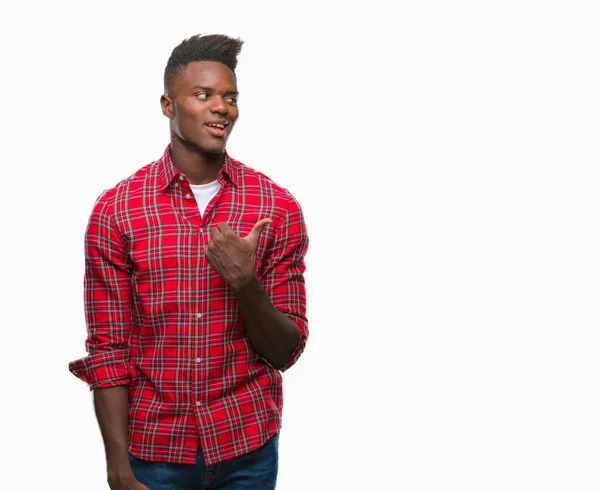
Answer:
[
  {"xmin": 108, "ymin": 473, "xmax": 150, "ymax": 490},
  {"xmin": 205, "ymin": 219, "xmax": 271, "ymax": 289}
]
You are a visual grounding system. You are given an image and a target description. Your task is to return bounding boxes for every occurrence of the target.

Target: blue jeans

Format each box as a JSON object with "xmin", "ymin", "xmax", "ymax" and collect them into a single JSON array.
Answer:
[{"xmin": 129, "ymin": 432, "xmax": 279, "ymax": 490}]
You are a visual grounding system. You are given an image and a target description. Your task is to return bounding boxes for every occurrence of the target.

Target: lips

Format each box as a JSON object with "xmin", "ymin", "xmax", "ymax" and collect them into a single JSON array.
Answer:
[{"xmin": 205, "ymin": 121, "xmax": 229, "ymax": 138}]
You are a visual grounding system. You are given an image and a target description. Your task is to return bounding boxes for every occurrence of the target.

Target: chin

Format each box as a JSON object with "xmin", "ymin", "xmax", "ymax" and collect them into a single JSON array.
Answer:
[
  {"xmin": 203, "ymin": 144, "xmax": 226, "ymax": 155},
  {"xmin": 192, "ymin": 139, "xmax": 226, "ymax": 155}
]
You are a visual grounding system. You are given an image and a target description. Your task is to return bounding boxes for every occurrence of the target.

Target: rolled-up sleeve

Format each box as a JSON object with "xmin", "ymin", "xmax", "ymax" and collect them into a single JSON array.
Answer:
[
  {"xmin": 68, "ymin": 191, "xmax": 132, "ymax": 390},
  {"xmin": 261, "ymin": 191, "xmax": 309, "ymax": 372}
]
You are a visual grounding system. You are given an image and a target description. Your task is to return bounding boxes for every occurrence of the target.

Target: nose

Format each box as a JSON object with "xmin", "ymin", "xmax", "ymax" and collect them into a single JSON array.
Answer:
[{"xmin": 209, "ymin": 96, "xmax": 228, "ymax": 115}]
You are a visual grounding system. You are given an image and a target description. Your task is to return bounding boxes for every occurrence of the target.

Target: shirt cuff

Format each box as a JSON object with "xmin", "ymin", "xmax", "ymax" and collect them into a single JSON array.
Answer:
[
  {"xmin": 69, "ymin": 349, "xmax": 131, "ymax": 390},
  {"xmin": 279, "ymin": 314, "xmax": 308, "ymax": 372}
]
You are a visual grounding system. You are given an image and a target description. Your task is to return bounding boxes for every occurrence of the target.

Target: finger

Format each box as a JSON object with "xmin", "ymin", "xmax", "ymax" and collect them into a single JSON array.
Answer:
[
  {"xmin": 217, "ymin": 222, "xmax": 233, "ymax": 235},
  {"xmin": 243, "ymin": 218, "xmax": 272, "ymax": 244},
  {"xmin": 249, "ymin": 218, "xmax": 272, "ymax": 237},
  {"xmin": 205, "ymin": 242, "xmax": 215, "ymax": 260}
]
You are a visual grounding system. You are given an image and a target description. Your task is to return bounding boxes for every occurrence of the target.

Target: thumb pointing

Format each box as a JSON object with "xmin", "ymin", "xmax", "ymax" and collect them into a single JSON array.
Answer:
[{"xmin": 243, "ymin": 218, "xmax": 272, "ymax": 248}]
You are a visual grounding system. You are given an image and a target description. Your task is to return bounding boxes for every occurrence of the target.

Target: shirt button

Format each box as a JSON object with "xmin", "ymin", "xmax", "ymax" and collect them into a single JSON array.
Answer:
[
  {"xmin": 196, "ymin": 313, "xmax": 203, "ymax": 319},
  {"xmin": 195, "ymin": 401, "xmax": 201, "ymax": 407},
  {"xmin": 185, "ymin": 193, "xmax": 192, "ymax": 199},
  {"xmin": 195, "ymin": 358, "xmax": 201, "ymax": 363},
  {"xmin": 179, "ymin": 175, "xmax": 185, "ymax": 181}
]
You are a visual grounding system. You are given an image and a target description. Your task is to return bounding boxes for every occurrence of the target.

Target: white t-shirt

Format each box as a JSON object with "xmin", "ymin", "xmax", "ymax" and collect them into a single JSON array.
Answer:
[{"xmin": 189, "ymin": 180, "xmax": 222, "ymax": 217}]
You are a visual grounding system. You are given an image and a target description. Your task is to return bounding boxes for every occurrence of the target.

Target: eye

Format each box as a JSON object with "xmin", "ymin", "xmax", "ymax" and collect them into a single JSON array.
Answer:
[
  {"xmin": 226, "ymin": 97, "xmax": 238, "ymax": 106},
  {"xmin": 196, "ymin": 93, "xmax": 209, "ymax": 100}
]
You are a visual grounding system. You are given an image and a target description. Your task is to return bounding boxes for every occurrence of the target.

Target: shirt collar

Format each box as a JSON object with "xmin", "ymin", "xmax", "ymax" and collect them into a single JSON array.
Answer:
[{"xmin": 157, "ymin": 144, "xmax": 240, "ymax": 191}]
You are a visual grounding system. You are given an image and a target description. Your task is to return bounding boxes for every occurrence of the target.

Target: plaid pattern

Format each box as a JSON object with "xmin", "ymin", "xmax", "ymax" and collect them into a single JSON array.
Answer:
[{"xmin": 69, "ymin": 145, "xmax": 309, "ymax": 465}]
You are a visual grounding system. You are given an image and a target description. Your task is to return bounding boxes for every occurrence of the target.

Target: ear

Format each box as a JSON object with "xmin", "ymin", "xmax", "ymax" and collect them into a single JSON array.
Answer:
[{"xmin": 160, "ymin": 94, "xmax": 174, "ymax": 119}]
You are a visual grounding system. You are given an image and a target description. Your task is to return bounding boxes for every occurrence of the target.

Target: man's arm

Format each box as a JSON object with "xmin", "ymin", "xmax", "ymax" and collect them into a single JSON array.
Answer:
[
  {"xmin": 69, "ymin": 192, "xmax": 147, "ymax": 489},
  {"xmin": 94, "ymin": 387, "xmax": 145, "ymax": 488},
  {"xmin": 206, "ymin": 191, "xmax": 309, "ymax": 370},
  {"xmin": 233, "ymin": 275, "xmax": 302, "ymax": 369}
]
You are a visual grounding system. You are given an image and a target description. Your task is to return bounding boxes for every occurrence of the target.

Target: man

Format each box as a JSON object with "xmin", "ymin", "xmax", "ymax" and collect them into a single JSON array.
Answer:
[{"xmin": 69, "ymin": 34, "xmax": 309, "ymax": 490}]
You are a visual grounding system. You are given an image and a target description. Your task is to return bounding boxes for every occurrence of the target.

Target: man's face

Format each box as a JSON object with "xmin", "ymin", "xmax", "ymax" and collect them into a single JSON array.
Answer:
[{"xmin": 162, "ymin": 61, "xmax": 239, "ymax": 154}]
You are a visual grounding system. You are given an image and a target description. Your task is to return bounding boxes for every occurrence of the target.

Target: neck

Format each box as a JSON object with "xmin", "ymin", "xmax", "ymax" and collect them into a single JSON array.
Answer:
[{"xmin": 170, "ymin": 137, "xmax": 224, "ymax": 184}]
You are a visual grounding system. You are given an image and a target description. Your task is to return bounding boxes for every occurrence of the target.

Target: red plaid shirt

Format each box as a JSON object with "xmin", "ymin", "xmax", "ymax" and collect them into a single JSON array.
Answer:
[{"xmin": 69, "ymin": 145, "xmax": 309, "ymax": 465}]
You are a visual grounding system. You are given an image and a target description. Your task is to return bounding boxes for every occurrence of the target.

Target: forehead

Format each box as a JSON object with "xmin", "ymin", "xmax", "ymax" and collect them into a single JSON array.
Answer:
[{"xmin": 170, "ymin": 61, "xmax": 237, "ymax": 93}]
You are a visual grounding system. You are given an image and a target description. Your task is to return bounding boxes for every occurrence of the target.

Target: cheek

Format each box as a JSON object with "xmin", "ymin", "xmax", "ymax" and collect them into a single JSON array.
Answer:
[
  {"xmin": 226, "ymin": 114, "xmax": 239, "ymax": 133},
  {"xmin": 175, "ymin": 110, "xmax": 205, "ymax": 136},
  {"xmin": 175, "ymin": 101, "xmax": 203, "ymax": 123}
]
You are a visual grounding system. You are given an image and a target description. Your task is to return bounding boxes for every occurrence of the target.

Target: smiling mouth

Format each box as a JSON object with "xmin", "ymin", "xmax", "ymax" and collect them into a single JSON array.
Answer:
[{"xmin": 205, "ymin": 122, "xmax": 228, "ymax": 138}]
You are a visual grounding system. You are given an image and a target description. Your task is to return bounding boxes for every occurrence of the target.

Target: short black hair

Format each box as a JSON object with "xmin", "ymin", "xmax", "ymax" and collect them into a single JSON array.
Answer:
[{"xmin": 164, "ymin": 34, "xmax": 244, "ymax": 90}]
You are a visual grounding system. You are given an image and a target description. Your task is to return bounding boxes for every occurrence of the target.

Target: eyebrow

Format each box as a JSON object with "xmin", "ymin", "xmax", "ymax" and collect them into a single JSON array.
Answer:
[{"xmin": 191, "ymin": 85, "xmax": 239, "ymax": 95}]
